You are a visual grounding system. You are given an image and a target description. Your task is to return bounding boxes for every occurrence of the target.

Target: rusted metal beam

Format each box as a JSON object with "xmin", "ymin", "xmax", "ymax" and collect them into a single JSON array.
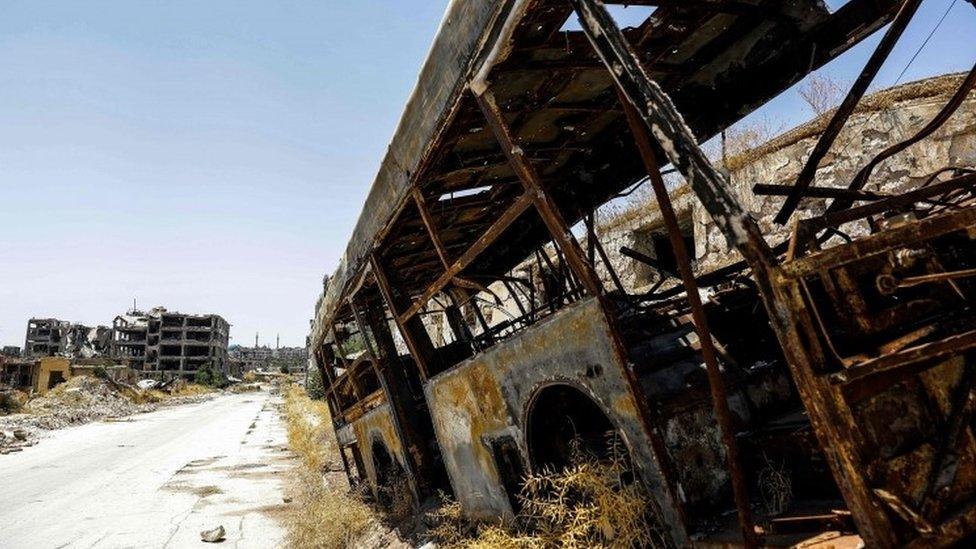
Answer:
[
  {"xmin": 585, "ymin": 211, "xmax": 596, "ymax": 265},
  {"xmin": 370, "ymin": 252, "xmax": 433, "ymax": 381},
  {"xmin": 318, "ymin": 348, "xmax": 343, "ymax": 420},
  {"xmin": 773, "ymin": 0, "xmax": 924, "ymax": 224},
  {"xmin": 398, "ymin": 193, "xmax": 533, "ymax": 323},
  {"xmin": 591, "ymin": 227, "xmax": 627, "ymax": 294},
  {"xmin": 753, "ymin": 184, "xmax": 885, "ymax": 201},
  {"xmin": 475, "ymin": 90, "xmax": 605, "ymax": 299},
  {"xmin": 620, "ymin": 245, "xmax": 679, "ymax": 279},
  {"xmin": 619, "ymin": 89, "xmax": 759, "ymax": 548},
  {"xmin": 412, "ymin": 187, "xmax": 452, "ymax": 270},
  {"xmin": 568, "ymin": 0, "xmax": 774, "ymax": 271},
  {"xmin": 348, "ymin": 297, "xmax": 385, "ymax": 384}
]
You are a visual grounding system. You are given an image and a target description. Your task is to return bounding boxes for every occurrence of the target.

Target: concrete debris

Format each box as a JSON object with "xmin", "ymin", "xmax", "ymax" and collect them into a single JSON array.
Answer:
[
  {"xmin": 200, "ymin": 525, "xmax": 226, "ymax": 543},
  {"xmin": 136, "ymin": 379, "xmax": 159, "ymax": 390}
]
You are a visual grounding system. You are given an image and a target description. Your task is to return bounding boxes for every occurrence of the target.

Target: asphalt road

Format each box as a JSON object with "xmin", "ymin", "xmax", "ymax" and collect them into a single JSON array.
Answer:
[{"xmin": 0, "ymin": 390, "xmax": 293, "ymax": 549}]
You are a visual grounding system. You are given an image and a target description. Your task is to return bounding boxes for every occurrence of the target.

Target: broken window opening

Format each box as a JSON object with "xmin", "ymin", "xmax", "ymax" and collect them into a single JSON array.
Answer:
[
  {"xmin": 559, "ymin": 4, "xmax": 656, "ymax": 33},
  {"xmin": 490, "ymin": 435, "xmax": 526, "ymax": 515},
  {"xmin": 370, "ymin": 439, "xmax": 407, "ymax": 510},
  {"xmin": 526, "ymin": 384, "xmax": 618, "ymax": 472}
]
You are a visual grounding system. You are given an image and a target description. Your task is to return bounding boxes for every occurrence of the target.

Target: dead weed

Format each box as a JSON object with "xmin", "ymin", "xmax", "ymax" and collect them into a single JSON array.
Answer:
[{"xmin": 282, "ymin": 385, "xmax": 374, "ymax": 548}]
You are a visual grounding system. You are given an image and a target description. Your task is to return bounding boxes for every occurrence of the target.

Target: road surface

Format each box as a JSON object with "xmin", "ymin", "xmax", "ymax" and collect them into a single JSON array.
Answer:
[{"xmin": 0, "ymin": 390, "xmax": 294, "ymax": 549}]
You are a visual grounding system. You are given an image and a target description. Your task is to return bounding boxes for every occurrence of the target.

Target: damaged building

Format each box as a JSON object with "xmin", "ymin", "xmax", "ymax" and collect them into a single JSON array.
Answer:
[
  {"xmin": 308, "ymin": 1, "xmax": 976, "ymax": 547},
  {"xmin": 230, "ymin": 346, "xmax": 307, "ymax": 374},
  {"xmin": 112, "ymin": 307, "xmax": 230, "ymax": 377},
  {"xmin": 24, "ymin": 318, "xmax": 112, "ymax": 359}
]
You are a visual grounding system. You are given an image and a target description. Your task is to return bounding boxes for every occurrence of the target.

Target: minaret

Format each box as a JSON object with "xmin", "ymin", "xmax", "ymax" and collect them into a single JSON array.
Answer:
[
  {"xmin": 255, "ymin": 332, "xmax": 259, "ymax": 348},
  {"xmin": 276, "ymin": 334, "xmax": 280, "ymax": 350}
]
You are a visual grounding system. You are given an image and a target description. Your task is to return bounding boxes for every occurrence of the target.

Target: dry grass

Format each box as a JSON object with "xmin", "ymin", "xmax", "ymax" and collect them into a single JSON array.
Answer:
[
  {"xmin": 282, "ymin": 384, "xmax": 373, "ymax": 548},
  {"xmin": 122, "ymin": 381, "xmax": 212, "ymax": 405},
  {"xmin": 171, "ymin": 382, "xmax": 214, "ymax": 397},
  {"xmin": 429, "ymin": 435, "xmax": 672, "ymax": 549},
  {"xmin": 758, "ymin": 454, "xmax": 793, "ymax": 517},
  {"xmin": 283, "ymin": 384, "xmax": 335, "ymax": 473}
]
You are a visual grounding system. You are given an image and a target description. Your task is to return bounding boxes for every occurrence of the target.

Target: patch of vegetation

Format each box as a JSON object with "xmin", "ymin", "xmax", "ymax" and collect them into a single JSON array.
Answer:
[
  {"xmin": 305, "ymin": 366, "xmax": 325, "ymax": 400},
  {"xmin": 428, "ymin": 435, "xmax": 672, "ymax": 549},
  {"xmin": 194, "ymin": 367, "xmax": 229, "ymax": 389},
  {"xmin": 0, "ymin": 391, "xmax": 25, "ymax": 415},
  {"xmin": 282, "ymin": 384, "xmax": 373, "ymax": 548}
]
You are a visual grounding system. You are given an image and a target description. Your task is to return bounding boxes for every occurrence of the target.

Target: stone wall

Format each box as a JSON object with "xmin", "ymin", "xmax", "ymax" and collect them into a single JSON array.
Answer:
[{"xmin": 595, "ymin": 73, "xmax": 976, "ymax": 292}]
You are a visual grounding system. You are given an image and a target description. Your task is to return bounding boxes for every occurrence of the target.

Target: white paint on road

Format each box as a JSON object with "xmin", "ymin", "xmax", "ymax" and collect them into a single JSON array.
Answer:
[{"xmin": 0, "ymin": 391, "xmax": 294, "ymax": 549}]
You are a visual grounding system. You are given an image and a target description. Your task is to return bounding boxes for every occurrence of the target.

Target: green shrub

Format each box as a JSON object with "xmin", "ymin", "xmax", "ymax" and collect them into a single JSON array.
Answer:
[
  {"xmin": 194, "ymin": 367, "xmax": 229, "ymax": 388},
  {"xmin": 305, "ymin": 367, "xmax": 325, "ymax": 400},
  {"xmin": 194, "ymin": 368, "xmax": 212, "ymax": 386}
]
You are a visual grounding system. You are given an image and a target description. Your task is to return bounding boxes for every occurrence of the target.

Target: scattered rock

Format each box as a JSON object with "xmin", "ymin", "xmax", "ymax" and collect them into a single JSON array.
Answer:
[
  {"xmin": 200, "ymin": 525, "xmax": 226, "ymax": 543},
  {"xmin": 13, "ymin": 429, "xmax": 27, "ymax": 441}
]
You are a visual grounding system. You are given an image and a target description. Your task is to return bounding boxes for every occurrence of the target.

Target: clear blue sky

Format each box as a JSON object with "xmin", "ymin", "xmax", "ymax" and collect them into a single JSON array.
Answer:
[{"xmin": 0, "ymin": 1, "xmax": 972, "ymax": 348}]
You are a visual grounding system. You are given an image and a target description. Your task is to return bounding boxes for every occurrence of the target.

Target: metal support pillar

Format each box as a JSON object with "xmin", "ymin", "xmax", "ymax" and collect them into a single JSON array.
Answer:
[
  {"xmin": 620, "ymin": 89, "xmax": 759, "ymax": 547},
  {"xmin": 371, "ymin": 252, "xmax": 438, "ymax": 381}
]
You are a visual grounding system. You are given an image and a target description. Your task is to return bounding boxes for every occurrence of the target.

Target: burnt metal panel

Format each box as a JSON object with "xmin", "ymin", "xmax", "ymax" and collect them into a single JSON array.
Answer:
[{"xmin": 423, "ymin": 297, "xmax": 687, "ymax": 542}]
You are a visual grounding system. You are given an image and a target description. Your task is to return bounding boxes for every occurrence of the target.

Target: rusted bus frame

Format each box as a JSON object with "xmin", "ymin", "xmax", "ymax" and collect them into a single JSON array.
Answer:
[
  {"xmin": 788, "ymin": 173, "xmax": 976, "ymax": 259},
  {"xmin": 396, "ymin": 194, "xmax": 534, "ymax": 324},
  {"xmin": 470, "ymin": 85, "xmax": 691, "ymax": 544},
  {"xmin": 347, "ymin": 291, "xmax": 431, "ymax": 501},
  {"xmin": 571, "ymin": 0, "xmax": 763, "ymax": 543},
  {"xmin": 784, "ymin": 201, "xmax": 976, "ymax": 279},
  {"xmin": 566, "ymin": 0, "xmax": 899, "ymax": 545},
  {"xmin": 617, "ymin": 88, "xmax": 759, "ymax": 547}
]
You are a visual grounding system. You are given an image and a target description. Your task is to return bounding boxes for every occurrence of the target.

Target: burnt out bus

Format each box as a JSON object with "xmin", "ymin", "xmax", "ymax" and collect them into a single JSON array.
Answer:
[{"xmin": 308, "ymin": 1, "xmax": 976, "ymax": 546}]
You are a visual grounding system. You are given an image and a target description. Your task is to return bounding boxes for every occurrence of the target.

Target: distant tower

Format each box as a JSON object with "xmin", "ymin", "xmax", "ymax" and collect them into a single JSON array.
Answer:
[
  {"xmin": 255, "ymin": 332, "xmax": 259, "ymax": 348},
  {"xmin": 276, "ymin": 334, "xmax": 280, "ymax": 350}
]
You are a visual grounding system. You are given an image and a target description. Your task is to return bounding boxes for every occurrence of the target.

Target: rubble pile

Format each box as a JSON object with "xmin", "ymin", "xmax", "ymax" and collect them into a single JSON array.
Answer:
[
  {"xmin": 25, "ymin": 376, "xmax": 153, "ymax": 429},
  {"xmin": 0, "ymin": 375, "xmax": 214, "ymax": 454}
]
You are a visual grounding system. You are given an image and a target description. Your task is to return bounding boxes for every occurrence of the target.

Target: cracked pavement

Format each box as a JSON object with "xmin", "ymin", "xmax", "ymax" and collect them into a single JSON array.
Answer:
[{"xmin": 0, "ymin": 390, "xmax": 294, "ymax": 548}]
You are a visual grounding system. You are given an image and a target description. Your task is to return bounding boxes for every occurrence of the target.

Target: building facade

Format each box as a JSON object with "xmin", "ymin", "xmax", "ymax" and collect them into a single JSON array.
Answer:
[{"xmin": 113, "ymin": 307, "xmax": 230, "ymax": 377}]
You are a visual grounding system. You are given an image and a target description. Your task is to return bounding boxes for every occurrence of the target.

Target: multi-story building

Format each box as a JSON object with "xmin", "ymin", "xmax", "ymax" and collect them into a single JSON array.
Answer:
[
  {"xmin": 229, "ymin": 339, "xmax": 307, "ymax": 373},
  {"xmin": 1, "ymin": 346, "xmax": 22, "ymax": 358},
  {"xmin": 23, "ymin": 318, "xmax": 69, "ymax": 357},
  {"xmin": 113, "ymin": 307, "xmax": 230, "ymax": 377},
  {"xmin": 23, "ymin": 319, "xmax": 111, "ymax": 359}
]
